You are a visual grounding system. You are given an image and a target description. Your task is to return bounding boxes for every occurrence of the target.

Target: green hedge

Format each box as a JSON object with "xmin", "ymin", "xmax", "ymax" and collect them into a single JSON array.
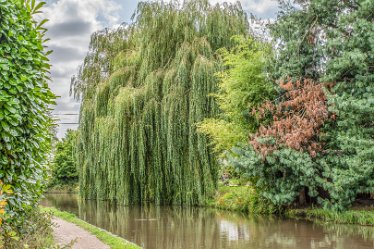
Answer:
[{"xmin": 0, "ymin": 0, "xmax": 55, "ymax": 242}]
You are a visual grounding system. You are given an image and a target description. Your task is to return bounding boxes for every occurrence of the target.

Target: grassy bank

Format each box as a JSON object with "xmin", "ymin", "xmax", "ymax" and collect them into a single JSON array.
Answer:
[
  {"xmin": 211, "ymin": 186, "xmax": 278, "ymax": 214},
  {"xmin": 42, "ymin": 207, "xmax": 141, "ymax": 249},
  {"xmin": 212, "ymin": 186, "xmax": 374, "ymax": 226},
  {"xmin": 286, "ymin": 208, "xmax": 374, "ymax": 226}
]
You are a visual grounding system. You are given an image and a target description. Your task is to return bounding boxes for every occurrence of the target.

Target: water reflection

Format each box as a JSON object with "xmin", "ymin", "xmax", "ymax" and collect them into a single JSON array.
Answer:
[{"xmin": 41, "ymin": 194, "xmax": 374, "ymax": 249}]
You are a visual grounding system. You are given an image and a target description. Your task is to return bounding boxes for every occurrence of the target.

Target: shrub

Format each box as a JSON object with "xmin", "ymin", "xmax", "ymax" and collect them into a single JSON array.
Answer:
[
  {"xmin": 4, "ymin": 209, "xmax": 55, "ymax": 249},
  {"xmin": 230, "ymin": 147, "xmax": 319, "ymax": 207},
  {"xmin": 0, "ymin": 0, "xmax": 54, "ymax": 243},
  {"xmin": 215, "ymin": 186, "xmax": 277, "ymax": 214}
]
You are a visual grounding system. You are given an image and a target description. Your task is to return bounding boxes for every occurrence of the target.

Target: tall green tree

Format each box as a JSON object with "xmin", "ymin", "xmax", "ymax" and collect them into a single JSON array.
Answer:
[
  {"xmin": 271, "ymin": 0, "xmax": 374, "ymax": 210},
  {"xmin": 317, "ymin": 0, "xmax": 374, "ymax": 209},
  {"xmin": 72, "ymin": 0, "xmax": 249, "ymax": 205},
  {"xmin": 0, "ymin": 0, "xmax": 55, "ymax": 241},
  {"xmin": 51, "ymin": 130, "xmax": 78, "ymax": 186}
]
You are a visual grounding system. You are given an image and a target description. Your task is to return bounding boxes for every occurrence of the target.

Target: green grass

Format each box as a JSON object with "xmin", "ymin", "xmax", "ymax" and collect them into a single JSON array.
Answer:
[
  {"xmin": 213, "ymin": 186, "xmax": 252, "ymax": 212},
  {"xmin": 42, "ymin": 207, "xmax": 141, "ymax": 249},
  {"xmin": 286, "ymin": 208, "xmax": 374, "ymax": 226},
  {"xmin": 211, "ymin": 185, "xmax": 278, "ymax": 214}
]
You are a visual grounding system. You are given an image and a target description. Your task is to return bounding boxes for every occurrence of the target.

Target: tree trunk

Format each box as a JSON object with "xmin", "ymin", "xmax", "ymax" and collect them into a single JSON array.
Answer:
[{"xmin": 299, "ymin": 188, "xmax": 306, "ymax": 206}]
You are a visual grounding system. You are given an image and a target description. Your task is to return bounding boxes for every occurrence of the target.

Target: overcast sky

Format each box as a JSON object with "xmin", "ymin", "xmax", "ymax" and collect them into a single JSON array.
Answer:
[{"xmin": 42, "ymin": 0, "xmax": 279, "ymax": 138}]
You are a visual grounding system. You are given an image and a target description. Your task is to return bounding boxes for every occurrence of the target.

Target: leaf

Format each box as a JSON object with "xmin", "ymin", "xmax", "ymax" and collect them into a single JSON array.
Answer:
[
  {"xmin": 1, "ymin": 122, "xmax": 10, "ymax": 132},
  {"xmin": 37, "ymin": 19, "xmax": 49, "ymax": 30},
  {"xmin": 5, "ymin": 105, "xmax": 17, "ymax": 114},
  {"xmin": 32, "ymin": 1, "xmax": 46, "ymax": 14}
]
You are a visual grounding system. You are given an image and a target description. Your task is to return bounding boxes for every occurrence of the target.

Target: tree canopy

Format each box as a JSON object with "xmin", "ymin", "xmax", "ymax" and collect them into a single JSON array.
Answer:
[
  {"xmin": 72, "ymin": 0, "xmax": 249, "ymax": 205},
  {"xmin": 50, "ymin": 130, "xmax": 78, "ymax": 186}
]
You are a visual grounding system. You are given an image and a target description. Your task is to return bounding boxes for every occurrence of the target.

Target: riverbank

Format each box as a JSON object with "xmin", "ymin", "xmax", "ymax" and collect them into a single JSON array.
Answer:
[
  {"xmin": 42, "ymin": 207, "xmax": 141, "ymax": 249},
  {"xmin": 209, "ymin": 185, "xmax": 278, "ymax": 214},
  {"xmin": 286, "ymin": 208, "xmax": 374, "ymax": 226},
  {"xmin": 47, "ymin": 183, "xmax": 79, "ymax": 194},
  {"xmin": 41, "ymin": 193, "xmax": 374, "ymax": 249},
  {"xmin": 212, "ymin": 186, "xmax": 374, "ymax": 226}
]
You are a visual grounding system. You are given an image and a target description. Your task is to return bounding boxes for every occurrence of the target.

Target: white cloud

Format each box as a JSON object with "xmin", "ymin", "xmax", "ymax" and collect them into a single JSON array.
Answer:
[
  {"xmin": 158, "ymin": 0, "xmax": 278, "ymax": 18},
  {"xmin": 240, "ymin": 0, "xmax": 278, "ymax": 16},
  {"xmin": 41, "ymin": 0, "xmax": 121, "ymax": 138},
  {"xmin": 212, "ymin": 0, "xmax": 278, "ymax": 18}
]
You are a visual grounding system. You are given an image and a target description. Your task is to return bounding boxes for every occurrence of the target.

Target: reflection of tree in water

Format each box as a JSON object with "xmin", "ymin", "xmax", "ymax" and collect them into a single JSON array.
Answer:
[
  {"xmin": 41, "ymin": 194, "xmax": 79, "ymax": 214},
  {"xmin": 78, "ymin": 201, "xmax": 222, "ymax": 249},
  {"xmin": 235, "ymin": 216, "xmax": 374, "ymax": 249},
  {"xmin": 321, "ymin": 224, "xmax": 374, "ymax": 249},
  {"xmin": 45, "ymin": 195, "xmax": 374, "ymax": 249},
  {"xmin": 219, "ymin": 219, "xmax": 250, "ymax": 241}
]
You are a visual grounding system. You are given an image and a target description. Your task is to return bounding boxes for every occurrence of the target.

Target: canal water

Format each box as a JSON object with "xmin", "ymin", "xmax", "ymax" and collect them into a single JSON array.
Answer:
[{"xmin": 41, "ymin": 193, "xmax": 374, "ymax": 249}]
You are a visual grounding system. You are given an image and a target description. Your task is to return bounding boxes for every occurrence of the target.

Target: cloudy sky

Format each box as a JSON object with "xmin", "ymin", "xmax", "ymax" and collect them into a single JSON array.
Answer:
[{"xmin": 42, "ymin": 0, "xmax": 279, "ymax": 138}]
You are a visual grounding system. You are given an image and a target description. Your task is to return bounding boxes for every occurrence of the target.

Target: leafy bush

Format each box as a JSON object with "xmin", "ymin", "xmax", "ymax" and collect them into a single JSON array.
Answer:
[
  {"xmin": 270, "ymin": 0, "xmax": 374, "ymax": 210},
  {"xmin": 230, "ymin": 147, "xmax": 319, "ymax": 207},
  {"xmin": 4, "ymin": 209, "xmax": 55, "ymax": 249},
  {"xmin": 0, "ymin": 0, "xmax": 54, "ymax": 242},
  {"xmin": 215, "ymin": 186, "xmax": 277, "ymax": 214},
  {"xmin": 198, "ymin": 36, "xmax": 274, "ymax": 154}
]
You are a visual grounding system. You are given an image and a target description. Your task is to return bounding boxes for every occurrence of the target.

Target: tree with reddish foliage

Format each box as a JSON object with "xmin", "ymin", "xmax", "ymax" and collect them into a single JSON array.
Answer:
[
  {"xmin": 250, "ymin": 79, "xmax": 332, "ymax": 158},
  {"xmin": 230, "ymin": 79, "xmax": 332, "ymax": 207}
]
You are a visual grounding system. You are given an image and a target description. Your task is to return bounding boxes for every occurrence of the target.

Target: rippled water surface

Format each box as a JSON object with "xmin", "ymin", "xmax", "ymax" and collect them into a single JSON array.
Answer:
[{"xmin": 42, "ymin": 193, "xmax": 374, "ymax": 249}]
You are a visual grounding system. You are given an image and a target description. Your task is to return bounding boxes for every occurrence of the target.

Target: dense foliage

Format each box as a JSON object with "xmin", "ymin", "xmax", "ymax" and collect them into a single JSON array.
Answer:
[
  {"xmin": 0, "ymin": 0, "xmax": 54, "ymax": 244},
  {"xmin": 315, "ymin": 0, "xmax": 374, "ymax": 210},
  {"xmin": 230, "ymin": 0, "xmax": 374, "ymax": 211},
  {"xmin": 3, "ymin": 209, "xmax": 56, "ymax": 249},
  {"xmin": 67, "ymin": 0, "xmax": 373, "ymax": 212},
  {"xmin": 198, "ymin": 36, "xmax": 274, "ymax": 154},
  {"xmin": 251, "ymin": 79, "xmax": 331, "ymax": 158},
  {"xmin": 72, "ymin": 0, "xmax": 249, "ymax": 205},
  {"xmin": 50, "ymin": 130, "xmax": 78, "ymax": 186}
]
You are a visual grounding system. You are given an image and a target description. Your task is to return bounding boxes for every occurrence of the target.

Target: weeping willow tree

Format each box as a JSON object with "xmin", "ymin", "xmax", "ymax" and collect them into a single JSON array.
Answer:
[{"xmin": 72, "ymin": 0, "xmax": 249, "ymax": 205}]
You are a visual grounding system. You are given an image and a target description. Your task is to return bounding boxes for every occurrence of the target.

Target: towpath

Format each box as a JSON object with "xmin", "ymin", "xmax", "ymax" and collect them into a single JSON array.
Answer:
[{"xmin": 52, "ymin": 217, "xmax": 110, "ymax": 249}]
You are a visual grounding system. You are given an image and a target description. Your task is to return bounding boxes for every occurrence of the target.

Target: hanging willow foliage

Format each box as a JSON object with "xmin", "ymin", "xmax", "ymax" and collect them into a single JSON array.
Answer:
[{"xmin": 72, "ymin": 0, "xmax": 249, "ymax": 205}]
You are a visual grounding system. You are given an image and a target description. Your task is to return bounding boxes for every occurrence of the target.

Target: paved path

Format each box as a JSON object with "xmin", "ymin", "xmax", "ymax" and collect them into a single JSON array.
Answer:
[{"xmin": 52, "ymin": 217, "xmax": 110, "ymax": 249}]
